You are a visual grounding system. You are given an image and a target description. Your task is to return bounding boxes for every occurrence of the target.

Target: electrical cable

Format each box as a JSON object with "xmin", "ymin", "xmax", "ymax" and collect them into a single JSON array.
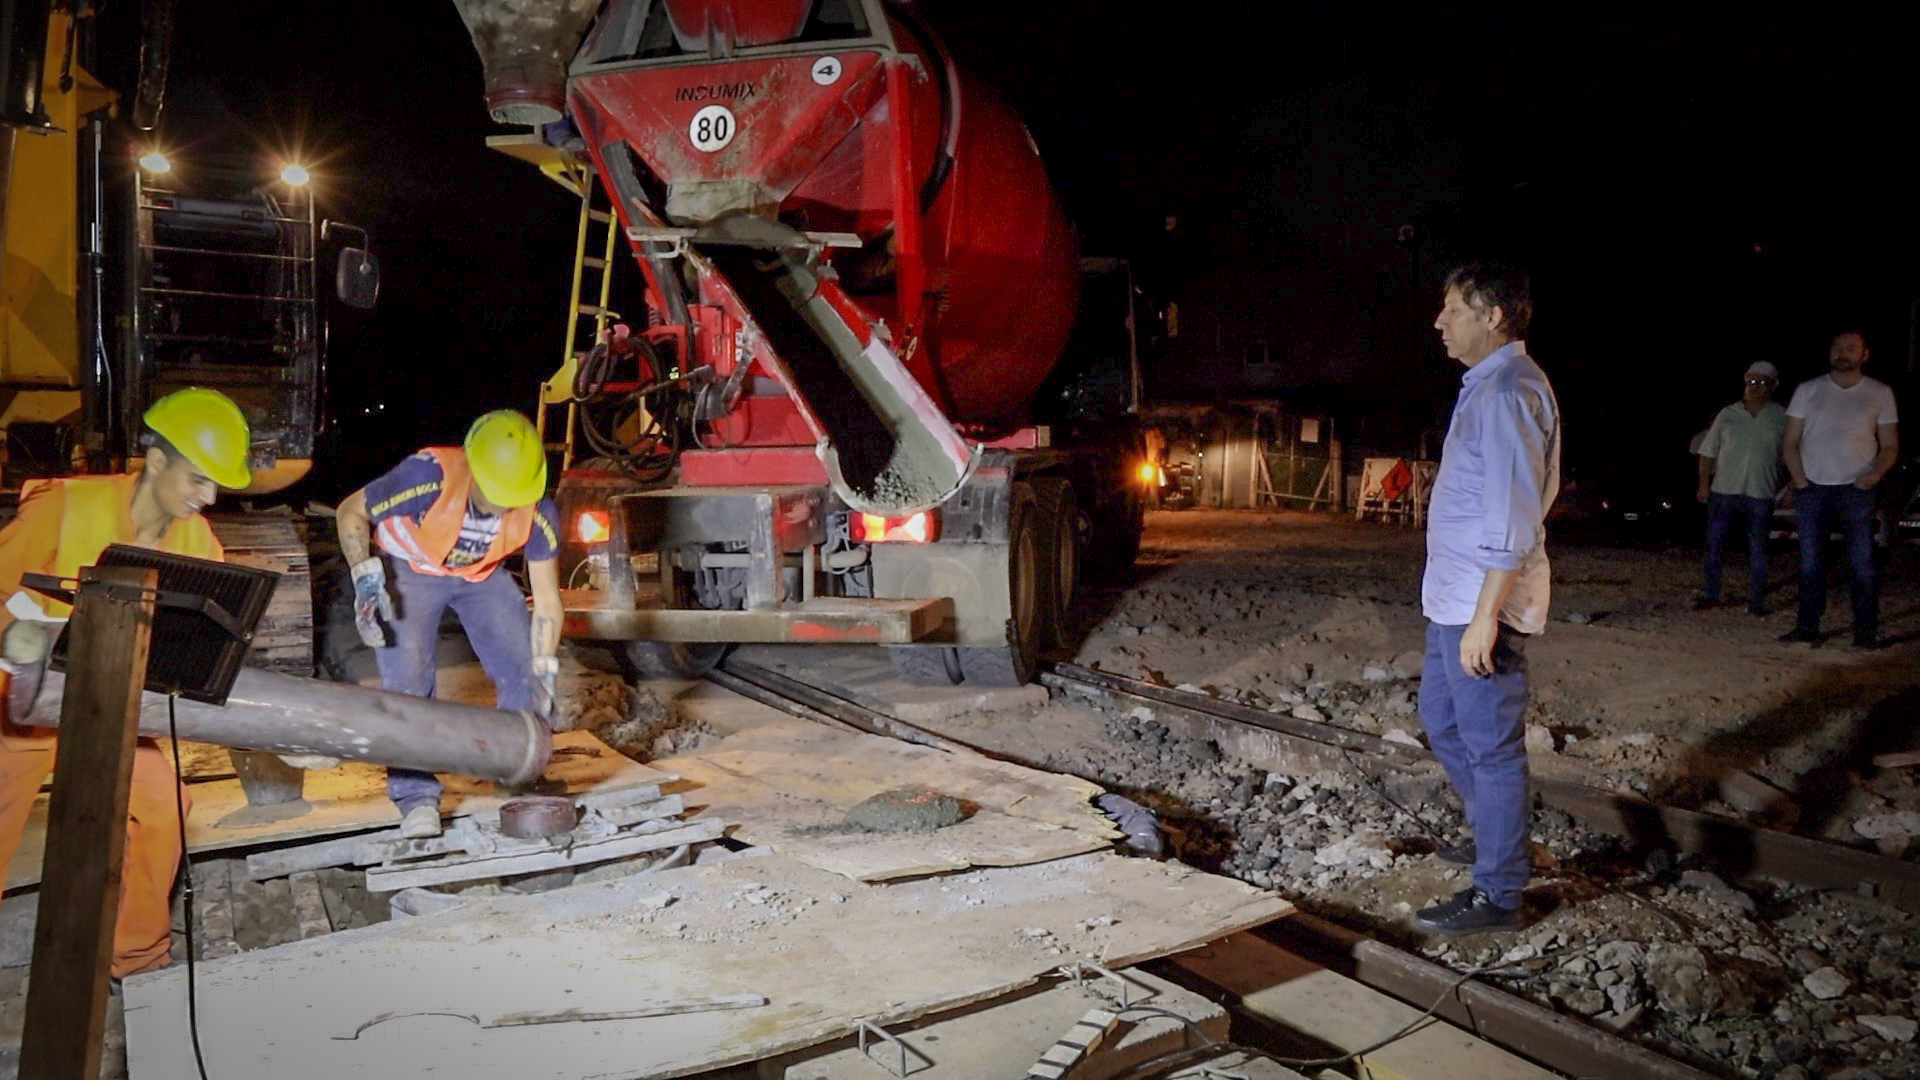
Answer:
[{"xmin": 166, "ymin": 693, "xmax": 212, "ymax": 1080}]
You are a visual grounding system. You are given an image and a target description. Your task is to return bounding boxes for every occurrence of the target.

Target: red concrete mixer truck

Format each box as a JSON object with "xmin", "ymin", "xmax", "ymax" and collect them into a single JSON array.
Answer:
[{"xmin": 451, "ymin": 0, "xmax": 1149, "ymax": 686}]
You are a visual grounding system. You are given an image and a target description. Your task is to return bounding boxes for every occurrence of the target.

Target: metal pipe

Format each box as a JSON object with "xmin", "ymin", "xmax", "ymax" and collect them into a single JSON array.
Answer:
[{"xmin": 28, "ymin": 667, "xmax": 550, "ymax": 785}]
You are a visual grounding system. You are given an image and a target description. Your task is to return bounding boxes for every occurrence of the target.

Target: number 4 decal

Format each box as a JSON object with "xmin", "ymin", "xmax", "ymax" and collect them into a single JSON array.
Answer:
[
  {"xmin": 688, "ymin": 105, "xmax": 736, "ymax": 152},
  {"xmin": 811, "ymin": 56, "xmax": 842, "ymax": 86}
]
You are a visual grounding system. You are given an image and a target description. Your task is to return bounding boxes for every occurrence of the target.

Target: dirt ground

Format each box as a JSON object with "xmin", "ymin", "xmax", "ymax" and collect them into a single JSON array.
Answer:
[
  {"xmin": 860, "ymin": 509, "xmax": 1920, "ymax": 1080},
  {"xmin": 1073, "ymin": 510, "xmax": 1920, "ymax": 832}
]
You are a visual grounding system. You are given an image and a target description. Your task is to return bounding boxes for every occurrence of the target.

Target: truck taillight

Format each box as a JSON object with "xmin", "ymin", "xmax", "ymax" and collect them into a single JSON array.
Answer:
[
  {"xmin": 1137, "ymin": 462, "xmax": 1161, "ymax": 485},
  {"xmin": 851, "ymin": 511, "xmax": 937, "ymax": 544},
  {"xmin": 576, "ymin": 510, "xmax": 611, "ymax": 544}
]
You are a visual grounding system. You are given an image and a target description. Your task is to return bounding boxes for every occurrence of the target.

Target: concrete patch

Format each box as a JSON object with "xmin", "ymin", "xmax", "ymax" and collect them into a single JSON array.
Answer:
[{"xmin": 842, "ymin": 786, "xmax": 965, "ymax": 833}]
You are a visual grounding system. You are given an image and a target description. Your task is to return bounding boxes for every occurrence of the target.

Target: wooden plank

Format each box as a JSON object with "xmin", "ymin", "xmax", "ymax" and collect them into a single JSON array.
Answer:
[
  {"xmin": 288, "ymin": 872, "xmax": 333, "ymax": 939},
  {"xmin": 5, "ymin": 730, "xmax": 670, "ymax": 889},
  {"xmin": 654, "ymin": 722, "xmax": 1119, "ymax": 881},
  {"xmin": 779, "ymin": 968, "xmax": 1229, "ymax": 1080},
  {"xmin": 125, "ymin": 852, "xmax": 1293, "ymax": 1079},
  {"xmin": 190, "ymin": 859, "xmax": 239, "ymax": 961},
  {"xmin": 1170, "ymin": 931, "xmax": 1561, "ymax": 1080},
  {"xmin": 20, "ymin": 566, "xmax": 156, "ymax": 1080},
  {"xmin": 244, "ymin": 829, "xmax": 394, "ymax": 881},
  {"xmin": 362, "ymin": 819, "xmax": 725, "ymax": 892}
]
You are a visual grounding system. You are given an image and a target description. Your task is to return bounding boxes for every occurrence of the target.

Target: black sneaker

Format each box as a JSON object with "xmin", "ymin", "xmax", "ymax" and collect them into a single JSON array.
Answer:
[
  {"xmin": 1777, "ymin": 628, "xmax": 1822, "ymax": 645},
  {"xmin": 1413, "ymin": 887, "xmax": 1521, "ymax": 934},
  {"xmin": 1692, "ymin": 595, "xmax": 1718, "ymax": 611},
  {"xmin": 1434, "ymin": 843, "xmax": 1475, "ymax": 866}
]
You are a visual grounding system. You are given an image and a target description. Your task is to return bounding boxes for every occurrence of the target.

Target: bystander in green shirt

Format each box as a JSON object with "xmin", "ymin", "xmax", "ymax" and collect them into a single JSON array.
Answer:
[{"xmin": 1698, "ymin": 401, "xmax": 1788, "ymax": 499}]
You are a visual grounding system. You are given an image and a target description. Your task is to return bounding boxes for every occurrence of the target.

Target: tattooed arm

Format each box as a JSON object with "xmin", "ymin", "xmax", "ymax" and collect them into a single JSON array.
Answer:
[{"xmin": 337, "ymin": 488, "xmax": 375, "ymax": 566}]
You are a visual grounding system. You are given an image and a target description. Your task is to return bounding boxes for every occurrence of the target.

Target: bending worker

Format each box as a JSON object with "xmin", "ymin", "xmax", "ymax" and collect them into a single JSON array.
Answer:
[
  {"xmin": 336, "ymin": 410, "xmax": 562, "ymax": 839},
  {"xmin": 0, "ymin": 388, "xmax": 253, "ymax": 979}
]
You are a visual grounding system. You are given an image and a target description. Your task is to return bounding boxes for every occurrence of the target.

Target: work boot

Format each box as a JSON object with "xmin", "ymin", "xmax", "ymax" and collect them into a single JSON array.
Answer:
[
  {"xmin": 1434, "ymin": 843, "xmax": 1475, "ymax": 866},
  {"xmin": 1777, "ymin": 628, "xmax": 1822, "ymax": 645},
  {"xmin": 400, "ymin": 805, "xmax": 444, "ymax": 839},
  {"xmin": 1413, "ymin": 887, "xmax": 1520, "ymax": 935}
]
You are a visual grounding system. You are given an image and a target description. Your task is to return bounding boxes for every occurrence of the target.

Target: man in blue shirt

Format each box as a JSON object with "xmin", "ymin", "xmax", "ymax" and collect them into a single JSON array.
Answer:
[{"xmin": 1414, "ymin": 263, "xmax": 1560, "ymax": 934}]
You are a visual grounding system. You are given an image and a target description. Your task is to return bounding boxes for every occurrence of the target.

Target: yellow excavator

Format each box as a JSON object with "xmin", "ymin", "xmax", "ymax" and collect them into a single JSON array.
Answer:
[{"xmin": 1, "ymin": 3, "xmax": 379, "ymax": 671}]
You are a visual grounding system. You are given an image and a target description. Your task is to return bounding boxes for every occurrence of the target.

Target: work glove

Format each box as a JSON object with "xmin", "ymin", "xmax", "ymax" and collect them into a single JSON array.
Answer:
[
  {"xmin": 530, "ymin": 654, "xmax": 560, "ymax": 729},
  {"xmin": 1, "ymin": 618, "xmax": 55, "ymax": 725},
  {"xmin": 350, "ymin": 557, "xmax": 396, "ymax": 649},
  {"xmin": 277, "ymin": 753, "xmax": 344, "ymax": 771}
]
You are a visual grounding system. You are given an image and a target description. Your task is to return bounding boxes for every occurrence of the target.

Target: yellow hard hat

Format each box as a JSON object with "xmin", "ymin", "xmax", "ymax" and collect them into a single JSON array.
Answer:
[
  {"xmin": 464, "ymin": 410, "xmax": 547, "ymax": 509},
  {"xmin": 143, "ymin": 388, "xmax": 253, "ymax": 489}
]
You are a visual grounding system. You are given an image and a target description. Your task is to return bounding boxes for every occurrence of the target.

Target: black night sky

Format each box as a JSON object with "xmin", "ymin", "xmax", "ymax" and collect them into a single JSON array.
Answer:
[{"xmin": 129, "ymin": 1, "xmax": 1920, "ymax": 499}]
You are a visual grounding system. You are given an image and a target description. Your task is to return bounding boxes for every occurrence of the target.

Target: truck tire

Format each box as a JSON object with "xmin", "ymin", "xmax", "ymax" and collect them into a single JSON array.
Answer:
[
  {"xmin": 888, "ymin": 646, "xmax": 963, "ymax": 685},
  {"xmin": 1029, "ymin": 476, "xmax": 1079, "ymax": 648},
  {"xmin": 958, "ymin": 482, "xmax": 1043, "ymax": 686},
  {"xmin": 619, "ymin": 641, "xmax": 730, "ymax": 679}
]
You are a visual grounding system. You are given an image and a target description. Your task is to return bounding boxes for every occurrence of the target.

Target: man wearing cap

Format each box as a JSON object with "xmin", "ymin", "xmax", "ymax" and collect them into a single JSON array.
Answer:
[
  {"xmin": 334, "ymin": 411, "xmax": 563, "ymax": 838},
  {"xmin": 0, "ymin": 387, "xmax": 252, "ymax": 979},
  {"xmin": 1694, "ymin": 362, "xmax": 1788, "ymax": 614}
]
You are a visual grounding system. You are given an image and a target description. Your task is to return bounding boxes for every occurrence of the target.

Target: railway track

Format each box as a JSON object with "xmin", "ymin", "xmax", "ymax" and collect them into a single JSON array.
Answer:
[{"xmin": 712, "ymin": 655, "xmax": 1920, "ymax": 1080}]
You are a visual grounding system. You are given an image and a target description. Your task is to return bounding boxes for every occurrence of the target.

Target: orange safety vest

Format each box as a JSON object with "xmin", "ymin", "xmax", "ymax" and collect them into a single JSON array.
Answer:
[
  {"xmin": 372, "ymin": 448, "xmax": 535, "ymax": 583},
  {"xmin": 1, "ymin": 472, "xmax": 222, "ymax": 736}
]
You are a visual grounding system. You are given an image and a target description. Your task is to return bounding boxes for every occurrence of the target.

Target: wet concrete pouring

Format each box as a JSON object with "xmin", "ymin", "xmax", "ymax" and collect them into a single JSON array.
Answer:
[{"xmin": 754, "ymin": 509, "xmax": 1920, "ymax": 1080}]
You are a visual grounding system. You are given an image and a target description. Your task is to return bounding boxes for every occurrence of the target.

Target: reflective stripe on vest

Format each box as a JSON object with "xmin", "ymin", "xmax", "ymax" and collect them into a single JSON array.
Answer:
[{"xmin": 373, "ymin": 448, "xmax": 535, "ymax": 582}]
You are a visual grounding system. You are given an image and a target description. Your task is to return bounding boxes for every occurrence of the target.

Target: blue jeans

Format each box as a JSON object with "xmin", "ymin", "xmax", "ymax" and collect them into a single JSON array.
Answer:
[
  {"xmin": 375, "ymin": 557, "xmax": 534, "ymax": 813},
  {"xmin": 1702, "ymin": 493, "xmax": 1773, "ymax": 607},
  {"xmin": 1418, "ymin": 620, "xmax": 1531, "ymax": 910},
  {"xmin": 1794, "ymin": 484, "xmax": 1878, "ymax": 639}
]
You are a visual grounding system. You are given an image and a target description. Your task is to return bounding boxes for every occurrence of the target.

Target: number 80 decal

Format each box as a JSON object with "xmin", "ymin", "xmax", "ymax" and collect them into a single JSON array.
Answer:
[{"xmin": 688, "ymin": 105, "xmax": 736, "ymax": 153}]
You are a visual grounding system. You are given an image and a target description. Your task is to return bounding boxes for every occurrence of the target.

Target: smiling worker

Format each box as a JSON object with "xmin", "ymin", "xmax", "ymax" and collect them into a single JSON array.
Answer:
[{"xmin": 0, "ymin": 387, "xmax": 252, "ymax": 979}]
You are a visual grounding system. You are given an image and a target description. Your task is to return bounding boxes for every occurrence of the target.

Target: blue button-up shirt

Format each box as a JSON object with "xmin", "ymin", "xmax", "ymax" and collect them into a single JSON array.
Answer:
[{"xmin": 1422, "ymin": 341, "xmax": 1561, "ymax": 633}]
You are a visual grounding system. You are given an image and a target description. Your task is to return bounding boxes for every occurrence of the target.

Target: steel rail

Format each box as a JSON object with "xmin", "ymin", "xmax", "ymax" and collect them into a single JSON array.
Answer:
[{"xmin": 1043, "ymin": 661, "xmax": 1920, "ymax": 909}]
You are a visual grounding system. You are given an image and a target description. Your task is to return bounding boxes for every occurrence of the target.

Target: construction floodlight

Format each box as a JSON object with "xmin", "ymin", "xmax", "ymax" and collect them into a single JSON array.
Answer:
[{"xmin": 27, "ymin": 546, "xmax": 278, "ymax": 705}]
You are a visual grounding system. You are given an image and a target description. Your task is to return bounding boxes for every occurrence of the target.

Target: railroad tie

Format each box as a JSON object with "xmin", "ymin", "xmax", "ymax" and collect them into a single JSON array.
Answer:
[{"xmin": 1023, "ymin": 1008, "xmax": 1120, "ymax": 1079}]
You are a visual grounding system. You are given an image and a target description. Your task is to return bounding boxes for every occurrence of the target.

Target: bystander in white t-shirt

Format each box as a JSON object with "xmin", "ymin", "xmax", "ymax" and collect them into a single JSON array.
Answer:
[{"xmin": 1786, "ymin": 375, "xmax": 1899, "ymax": 485}]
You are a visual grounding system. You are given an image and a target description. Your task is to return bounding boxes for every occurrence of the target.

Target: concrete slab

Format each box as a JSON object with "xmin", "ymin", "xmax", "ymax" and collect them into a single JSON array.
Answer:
[
  {"xmin": 775, "ymin": 967, "xmax": 1226, "ymax": 1079},
  {"xmin": 738, "ymin": 645, "xmax": 1050, "ymax": 723}
]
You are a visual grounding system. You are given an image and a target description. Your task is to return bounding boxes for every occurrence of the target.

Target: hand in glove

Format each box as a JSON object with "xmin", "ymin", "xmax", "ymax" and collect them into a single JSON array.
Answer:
[
  {"xmin": 1, "ymin": 618, "xmax": 55, "ymax": 724},
  {"xmin": 350, "ymin": 557, "xmax": 396, "ymax": 649},
  {"xmin": 0, "ymin": 618, "xmax": 53, "ymax": 669},
  {"xmin": 530, "ymin": 654, "xmax": 560, "ymax": 728}
]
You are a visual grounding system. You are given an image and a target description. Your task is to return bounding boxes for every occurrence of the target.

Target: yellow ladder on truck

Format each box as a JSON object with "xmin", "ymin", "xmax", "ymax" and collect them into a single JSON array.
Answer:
[{"xmin": 536, "ymin": 163, "xmax": 624, "ymax": 472}]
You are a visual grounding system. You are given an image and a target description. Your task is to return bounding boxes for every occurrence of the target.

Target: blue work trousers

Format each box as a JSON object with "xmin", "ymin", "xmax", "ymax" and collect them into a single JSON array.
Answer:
[
  {"xmin": 375, "ymin": 557, "xmax": 533, "ymax": 813},
  {"xmin": 1794, "ymin": 484, "xmax": 1878, "ymax": 639},
  {"xmin": 1418, "ymin": 620, "xmax": 1531, "ymax": 910},
  {"xmin": 1702, "ymin": 493, "xmax": 1773, "ymax": 606}
]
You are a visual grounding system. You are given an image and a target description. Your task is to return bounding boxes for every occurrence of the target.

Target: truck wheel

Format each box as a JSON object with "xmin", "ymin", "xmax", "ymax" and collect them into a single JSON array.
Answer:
[
  {"xmin": 1029, "ymin": 476, "xmax": 1079, "ymax": 647},
  {"xmin": 888, "ymin": 646, "xmax": 963, "ymax": 685},
  {"xmin": 959, "ymin": 482, "xmax": 1043, "ymax": 686},
  {"xmin": 619, "ymin": 641, "xmax": 731, "ymax": 679}
]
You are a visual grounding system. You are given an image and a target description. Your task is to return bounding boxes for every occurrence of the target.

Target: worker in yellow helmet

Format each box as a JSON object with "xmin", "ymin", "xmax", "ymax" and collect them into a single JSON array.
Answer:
[
  {"xmin": 0, "ymin": 387, "xmax": 252, "ymax": 980},
  {"xmin": 335, "ymin": 411, "xmax": 562, "ymax": 838}
]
